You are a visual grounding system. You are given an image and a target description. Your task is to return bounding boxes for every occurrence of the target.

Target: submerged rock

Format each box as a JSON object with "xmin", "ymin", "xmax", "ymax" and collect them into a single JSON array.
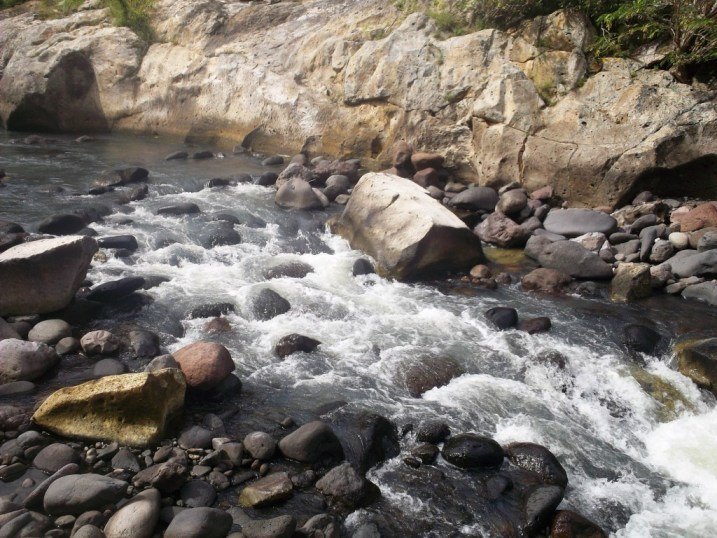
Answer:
[
  {"xmin": 403, "ymin": 355, "xmax": 464, "ymax": 397},
  {"xmin": 0, "ymin": 236, "xmax": 97, "ymax": 315},
  {"xmin": 32, "ymin": 369, "xmax": 186, "ymax": 446},
  {"xmin": 315, "ymin": 462, "xmax": 379, "ymax": 511},
  {"xmin": 275, "ymin": 334, "xmax": 321, "ymax": 358},
  {"xmin": 331, "ymin": 173, "xmax": 484, "ymax": 280}
]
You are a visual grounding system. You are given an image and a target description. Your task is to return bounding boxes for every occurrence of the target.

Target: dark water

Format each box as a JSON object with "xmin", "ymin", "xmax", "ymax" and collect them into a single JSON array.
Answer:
[{"xmin": 1, "ymin": 132, "xmax": 716, "ymax": 537}]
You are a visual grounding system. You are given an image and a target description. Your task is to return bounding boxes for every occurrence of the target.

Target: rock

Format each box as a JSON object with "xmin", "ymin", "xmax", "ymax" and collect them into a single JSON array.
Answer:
[
  {"xmin": 0, "ymin": 339, "xmax": 58, "ymax": 383},
  {"xmin": 73, "ymin": 525, "xmax": 105, "ymax": 538},
  {"xmin": 278, "ymin": 421, "xmax": 343, "ymax": 463},
  {"xmin": 85, "ymin": 277, "xmax": 146, "ymax": 302},
  {"xmin": 629, "ymin": 214, "xmax": 658, "ymax": 235},
  {"xmin": 550, "ymin": 510, "xmax": 607, "ymax": 538},
  {"xmin": 0, "ymin": 236, "xmax": 97, "ymax": 316},
  {"xmin": 332, "ymin": 173, "xmax": 484, "ymax": 280},
  {"xmin": 55, "ymin": 337, "xmax": 80, "ymax": 355},
  {"xmin": 609, "ymin": 263, "xmax": 652, "ymax": 302},
  {"xmin": 669, "ymin": 232, "xmax": 690, "ymax": 250},
  {"xmin": 133, "ymin": 460, "xmax": 188, "ymax": 493},
  {"xmin": 416, "ymin": 421, "xmax": 450, "ymax": 444},
  {"xmin": 111, "ymin": 447, "xmax": 140, "ymax": 472},
  {"xmin": 411, "ymin": 442, "xmax": 439, "ymax": 464},
  {"xmin": 37, "ymin": 214, "xmax": 87, "ymax": 235},
  {"xmin": 475, "ymin": 212, "xmax": 530, "ymax": 248},
  {"xmin": 497, "ymin": 189, "xmax": 528, "ymax": 215},
  {"xmin": 315, "ymin": 462, "xmax": 378, "ymax": 510},
  {"xmin": 92, "ymin": 168, "xmax": 149, "ymax": 188},
  {"xmin": 518, "ymin": 317, "xmax": 552, "ymax": 334},
  {"xmin": 328, "ymin": 408, "xmax": 399, "ymax": 473},
  {"xmin": 323, "ymin": 175, "xmax": 351, "ymax": 201},
  {"xmin": 0, "ymin": 510, "xmax": 51, "ymax": 536},
  {"xmin": 33, "ymin": 443, "xmax": 80, "ymax": 474},
  {"xmin": 239, "ymin": 472, "xmax": 293, "ymax": 508},
  {"xmin": 198, "ymin": 222, "xmax": 242, "ymax": 249},
  {"xmin": 504, "ymin": 442, "xmax": 568, "ymax": 488},
  {"xmin": 521, "ymin": 268, "xmax": 572, "ymax": 294},
  {"xmin": 98, "ymin": 235, "xmax": 139, "ymax": 251},
  {"xmin": 80, "ymin": 331, "xmax": 121, "ymax": 355},
  {"xmin": 181, "ymin": 480, "xmax": 217, "ymax": 509},
  {"xmin": 129, "ymin": 330, "xmax": 160, "ymax": 358},
  {"xmin": 23, "ymin": 463, "xmax": 80, "ymax": 511},
  {"xmin": 522, "ymin": 484, "xmax": 565, "ymax": 535},
  {"xmin": 352, "ymin": 259, "xmax": 375, "ymax": 276},
  {"xmin": 243, "ymin": 431, "xmax": 276, "ymax": 460},
  {"xmin": 682, "ymin": 281, "xmax": 717, "ymax": 306},
  {"xmin": 441, "ymin": 434, "xmax": 504, "ymax": 469},
  {"xmin": 27, "ymin": 319, "xmax": 72, "ymax": 345},
  {"xmin": 187, "ymin": 303, "xmax": 235, "ymax": 319},
  {"xmin": 0, "ymin": 318, "xmax": 21, "ymax": 341},
  {"xmin": 157, "ymin": 203, "xmax": 201, "ymax": 216},
  {"xmin": 674, "ymin": 339, "xmax": 717, "ymax": 394},
  {"xmin": 485, "ymin": 307, "xmax": 518, "ymax": 330},
  {"xmin": 572, "ymin": 232, "xmax": 607, "ymax": 252},
  {"xmin": 275, "ymin": 178, "xmax": 323, "ymax": 210},
  {"xmin": 275, "ymin": 334, "xmax": 321, "ymax": 358},
  {"xmin": 44, "ymin": 474, "xmax": 128, "ymax": 516},
  {"xmin": 670, "ymin": 250, "xmax": 717, "ymax": 278},
  {"xmin": 104, "ymin": 488, "xmax": 160, "ymax": 538},
  {"xmin": 697, "ymin": 231, "xmax": 717, "ymax": 252},
  {"xmin": 32, "ymin": 369, "xmax": 186, "ymax": 446},
  {"xmin": 649, "ymin": 239, "xmax": 674, "ymax": 263},
  {"xmin": 412, "ymin": 168, "xmax": 441, "ymax": 188},
  {"xmin": 543, "ymin": 209, "xmax": 617, "ymax": 238},
  {"xmin": 411, "ymin": 152, "xmax": 444, "ymax": 171},
  {"xmin": 241, "ymin": 514, "xmax": 296, "ymax": 538},
  {"xmin": 538, "ymin": 241, "xmax": 613, "ymax": 280},
  {"xmin": 146, "ymin": 354, "xmax": 180, "ymax": 372},
  {"xmin": 263, "ymin": 261, "xmax": 313, "ymax": 280},
  {"xmin": 623, "ymin": 324, "xmax": 661, "ymax": 355},
  {"xmin": 164, "ymin": 507, "xmax": 233, "ymax": 538},
  {"xmin": 672, "ymin": 203, "xmax": 717, "ymax": 232},
  {"xmin": 448, "ymin": 187, "xmax": 499, "ymax": 212},
  {"xmin": 251, "ymin": 289, "xmax": 291, "ymax": 321},
  {"xmin": 257, "ymin": 172, "xmax": 279, "ymax": 186},
  {"xmin": 404, "ymin": 356, "xmax": 464, "ymax": 397},
  {"xmin": 0, "ymin": 380, "xmax": 35, "ymax": 397},
  {"xmin": 262, "ymin": 155, "xmax": 284, "ymax": 166},
  {"xmin": 166, "ymin": 151, "xmax": 189, "ymax": 161},
  {"xmin": 172, "ymin": 342, "xmax": 235, "ymax": 391}
]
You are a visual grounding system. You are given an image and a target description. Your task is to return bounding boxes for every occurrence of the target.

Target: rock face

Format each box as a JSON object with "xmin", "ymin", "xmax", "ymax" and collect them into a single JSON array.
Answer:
[
  {"xmin": 32, "ymin": 369, "xmax": 186, "ymax": 446},
  {"xmin": 2, "ymin": 5, "xmax": 714, "ymax": 207},
  {"xmin": 332, "ymin": 173, "xmax": 484, "ymax": 280},
  {"xmin": 0, "ymin": 339, "xmax": 59, "ymax": 383},
  {"xmin": 0, "ymin": 236, "xmax": 97, "ymax": 315}
]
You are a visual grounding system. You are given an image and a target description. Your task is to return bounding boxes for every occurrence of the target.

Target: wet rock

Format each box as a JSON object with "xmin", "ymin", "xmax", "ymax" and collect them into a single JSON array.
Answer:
[
  {"xmin": 543, "ymin": 209, "xmax": 617, "ymax": 238},
  {"xmin": 316, "ymin": 462, "xmax": 379, "ymax": 511},
  {"xmin": 198, "ymin": 222, "xmax": 242, "ymax": 248},
  {"xmin": 448, "ymin": 186, "xmax": 498, "ymax": 212},
  {"xmin": 251, "ymin": 288, "xmax": 291, "ymax": 320},
  {"xmin": 55, "ymin": 337, "xmax": 80, "ymax": 355},
  {"xmin": 133, "ymin": 460, "xmax": 188, "ymax": 493},
  {"xmin": 179, "ymin": 426, "xmax": 213, "ymax": 450},
  {"xmin": 0, "ymin": 380, "xmax": 35, "ymax": 397},
  {"xmin": 187, "ymin": 303, "xmax": 235, "ymax": 319},
  {"xmin": 278, "ymin": 421, "xmax": 343, "ymax": 463},
  {"xmin": 181, "ymin": 480, "xmax": 217, "ymax": 508},
  {"xmin": 682, "ymin": 280, "xmax": 717, "ymax": 306},
  {"xmin": 674, "ymin": 338, "xmax": 717, "ymax": 394},
  {"xmin": 44, "ymin": 474, "xmax": 128, "ymax": 516},
  {"xmin": 0, "ymin": 318, "xmax": 21, "ymax": 341},
  {"xmin": 23, "ymin": 463, "xmax": 80, "ymax": 510},
  {"xmin": 323, "ymin": 175, "xmax": 351, "ymax": 201},
  {"xmin": 0, "ymin": 339, "xmax": 58, "ymax": 383},
  {"xmin": 166, "ymin": 151, "xmax": 189, "ymax": 161},
  {"xmin": 244, "ymin": 432, "xmax": 276, "ymax": 460},
  {"xmin": 145, "ymin": 354, "xmax": 179, "ymax": 372},
  {"xmin": 241, "ymin": 514, "xmax": 296, "ymax": 538},
  {"xmin": 523, "ymin": 484, "xmax": 565, "ymax": 535},
  {"xmin": 609, "ymin": 263, "xmax": 651, "ymax": 302},
  {"xmin": 623, "ymin": 324, "xmax": 662, "ymax": 355},
  {"xmin": 0, "ymin": 236, "xmax": 97, "ymax": 316},
  {"xmin": 33, "ymin": 369, "xmax": 186, "ymax": 446},
  {"xmin": 239, "ymin": 472, "xmax": 293, "ymax": 508},
  {"xmin": 111, "ymin": 447, "xmax": 140, "ymax": 472},
  {"xmin": 504, "ymin": 443, "xmax": 568, "ymax": 488},
  {"xmin": 485, "ymin": 307, "xmax": 518, "ymax": 330},
  {"xmin": 37, "ymin": 214, "xmax": 87, "ymax": 235},
  {"xmin": 404, "ymin": 355, "xmax": 464, "ymax": 397},
  {"xmin": 550, "ymin": 509, "xmax": 607, "ymax": 538},
  {"xmin": 80, "ymin": 330, "xmax": 121, "ymax": 355},
  {"xmin": 263, "ymin": 261, "xmax": 313, "ymax": 280},
  {"xmin": 475, "ymin": 212, "xmax": 530, "ymax": 248},
  {"xmin": 93, "ymin": 167, "xmax": 149, "ymax": 188},
  {"xmin": 332, "ymin": 174, "xmax": 484, "ymax": 280},
  {"xmin": 416, "ymin": 421, "xmax": 450, "ymax": 444},
  {"xmin": 164, "ymin": 507, "xmax": 232, "ymax": 538},
  {"xmin": 129, "ymin": 329, "xmax": 160, "ymax": 358},
  {"xmin": 275, "ymin": 178, "xmax": 324, "ymax": 210},
  {"xmin": 538, "ymin": 241, "xmax": 613, "ymax": 280},
  {"xmin": 173, "ymin": 341, "xmax": 235, "ymax": 391},
  {"xmin": 85, "ymin": 277, "xmax": 146, "ymax": 302},
  {"xmin": 104, "ymin": 487, "xmax": 161, "ymax": 538},
  {"xmin": 275, "ymin": 334, "xmax": 321, "ymax": 358},
  {"xmin": 442, "ymin": 434, "xmax": 504, "ymax": 469},
  {"xmin": 27, "ymin": 319, "xmax": 72, "ymax": 345},
  {"xmin": 156, "ymin": 203, "xmax": 201, "ymax": 216},
  {"xmin": 328, "ymin": 409, "xmax": 400, "ymax": 473},
  {"xmin": 192, "ymin": 151, "xmax": 214, "ymax": 160},
  {"xmin": 352, "ymin": 258, "xmax": 375, "ymax": 276},
  {"xmin": 518, "ymin": 317, "xmax": 552, "ymax": 335},
  {"xmin": 411, "ymin": 443, "xmax": 439, "ymax": 464},
  {"xmin": 257, "ymin": 172, "xmax": 279, "ymax": 186},
  {"xmin": 98, "ymin": 235, "xmax": 139, "ymax": 251},
  {"xmin": 521, "ymin": 268, "xmax": 572, "ymax": 294}
]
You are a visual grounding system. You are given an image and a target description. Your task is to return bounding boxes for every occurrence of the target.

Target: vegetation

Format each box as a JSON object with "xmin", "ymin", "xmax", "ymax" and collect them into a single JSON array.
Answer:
[{"xmin": 396, "ymin": 0, "xmax": 717, "ymax": 77}]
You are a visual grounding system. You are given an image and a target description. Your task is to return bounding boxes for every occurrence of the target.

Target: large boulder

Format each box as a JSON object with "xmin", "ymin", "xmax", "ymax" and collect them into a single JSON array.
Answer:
[
  {"xmin": 674, "ymin": 339, "xmax": 717, "ymax": 395},
  {"xmin": 609, "ymin": 263, "xmax": 651, "ymax": 302},
  {"xmin": 0, "ymin": 236, "xmax": 97, "ymax": 315},
  {"xmin": 331, "ymin": 173, "xmax": 484, "ymax": 280},
  {"xmin": 670, "ymin": 250, "xmax": 717, "ymax": 278},
  {"xmin": 104, "ymin": 488, "xmax": 161, "ymax": 538},
  {"xmin": 32, "ymin": 369, "xmax": 186, "ymax": 446},
  {"xmin": 475, "ymin": 212, "xmax": 530, "ymax": 248},
  {"xmin": 278, "ymin": 421, "xmax": 344, "ymax": 463},
  {"xmin": 0, "ymin": 339, "xmax": 59, "ymax": 383},
  {"xmin": 543, "ymin": 209, "xmax": 617, "ymax": 238},
  {"xmin": 44, "ymin": 474, "xmax": 128, "ymax": 516},
  {"xmin": 172, "ymin": 341, "xmax": 235, "ymax": 391},
  {"xmin": 537, "ymin": 241, "xmax": 613, "ymax": 280},
  {"xmin": 275, "ymin": 178, "xmax": 325, "ymax": 210},
  {"xmin": 328, "ymin": 408, "xmax": 400, "ymax": 473}
]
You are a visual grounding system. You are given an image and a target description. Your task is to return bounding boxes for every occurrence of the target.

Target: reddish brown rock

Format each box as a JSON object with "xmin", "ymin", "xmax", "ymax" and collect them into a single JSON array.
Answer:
[
  {"xmin": 521, "ymin": 268, "xmax": 572, "ymax": 294},
  {"xmin": 550, "ymin": 510, "xmax": 607, "ymax": 538},
  {"xmin": 531, "ymin": 186, "xmax": 554, "ymax": 201},
  {"xmin": 172, "ymin": 342, "xmax": 235, "ymax": 391},
  {"xmin": 672, "ymin": 203, "xmax": 717, "ymax": 233},
  {"xmin": 412, "ymin": 168, "xmax": 441, "ymax": 188}
]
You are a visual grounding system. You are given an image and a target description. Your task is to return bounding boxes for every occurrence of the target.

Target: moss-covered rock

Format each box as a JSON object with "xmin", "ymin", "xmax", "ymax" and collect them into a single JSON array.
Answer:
[{"xmin": 674, "ymin": 338, "xmax": 717, "ymax": 395}]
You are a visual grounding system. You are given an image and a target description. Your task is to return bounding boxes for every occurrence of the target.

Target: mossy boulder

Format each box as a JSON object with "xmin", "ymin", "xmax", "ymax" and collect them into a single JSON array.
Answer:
[{"xmin": 674, "ymin": 338, "xmax": 717, "ymax": 395}]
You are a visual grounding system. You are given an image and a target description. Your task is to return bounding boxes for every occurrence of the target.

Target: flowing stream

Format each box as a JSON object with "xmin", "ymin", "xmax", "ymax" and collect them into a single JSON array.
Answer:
[{"xmin": 1, "ymin": 132, "xmax": 717, "ymax": 537}]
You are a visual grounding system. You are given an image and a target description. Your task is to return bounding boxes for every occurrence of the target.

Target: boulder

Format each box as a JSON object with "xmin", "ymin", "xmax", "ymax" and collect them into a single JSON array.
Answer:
[
  {"xmin": 37, "ymin": 214, "xmax": 87, "ymax": 235},
  {"xmin": 98, "ymin": 235, "xmax": 139, "ymax": 251},
  {"xmin": 0, "ymin": 236, "xmax": 97, "ymax": 315},
  {"xmin": 275, "ymin": 178, "xmax": 324, "ymax": 210},
  {"xmin": 164, "ymin": 507, "xmax": 232, "ymax": 538},
  {"xmin": 674, "ymin": 339, "xmax": 717, "ymax": 394},
  {"xmin": 485, "ymin": 307, "xmax": 518, "ymax": 330},
  {"xmin": 178, "ymin": 426, "xmax": 213, "ymax": 450},
  {"xmin": 85, "ymin": 276, "xmax": 146, "ymax": 302},
  {"xmin": 403, "ymin": 356, "xmax": 464, "ymax": 397},
  {"xmin": 180, "ymin": 480, "xmax": 217, "ymax": 508},
  {"xmin": 315, "ymin": 462, "xmax": 378, "ymax": 510},
  {"xmin": 448, "ymin": 187, "xmax": 499, "ymax": 212},
  {"xmin": 81, "ymin": 330, "xmax": 121, "ymax": 355},
  {"xmin": 27, "ymin": 319, "xmax": 72, "ymax": 345},
  {"xmin": 156, "ymin": 203, "xmax": 201, "ymax": 216},
  {"xmin": 0, "ymin": 339, "xmax": 58, "ymax": 383},
  {"xmin": 239, "ymin": 472, "xmax": 293, "ymax": 508},
  {"xmin": 251, "ymin": 288, "xmax": 291, "ymax": 320},
  {"xmin": 104, "ymin": 488, "xmax": 160, "ymax": 538},
  {"xmin": 670, "ymin": 250, "xmax": 717, "ymax": 278},
  {"xmin": 538, "ymin": 241, "xmax": 613, "ymax": 280},
  {"xmin": 504, "ymin": 442, "xmax": 568, "ymax": 488},
  {"xmin": 609, "ymin": 263, "xmax": 652, "ymax": 302},
  {"xmin": 416, "ymin": 421, "xmax": 450, "ymax": 444},
  {"xmin": 32, "ymin": 369, "xmax": 185, "ymax": 446},
  {"xmin": 543, "ymin": 209, "xmax": 617, "ymax": 238},
  {"xmin": 521, "ymin": 268, "xmax": 572, "ymax": 294},
  {"xmin": 33, "ymin": 443, "xmax": 80, "ymax": 474},
  {"xmin": 331, "ymin": 173, "xmax": 484, "ymax": 280},
  {"xmin": 278, "ymin": 421, "xmax": 344, "ymax": 463},
  {"xmin": 475, "ymin": 212, "xmax": 530, "ymax": 248},
  {"xmin": 275, "ymin": 334, "xmax": 321, "ymax": 358},
  {"xmin": 518, "ymin": 317, "xmax": 552, "ymax": 334},
  {"xmin": 682, "ymin": 281, "xmax": 717, "ymax": 306},
  {"xmin": 441, "ymin": 434, "xmax": 504, "ymax": 469},
  {"xmin": 263, "ymin": 261, "xmax": 313, "ymax": 280},
  {"xmin": 328, "ymin": 408, "xmax": 400, "ymax": 473},
  {"xmin": 172, "ymin": 342, "xmax": 235, "ymax": 391},
  {"xmin": 129, "ymin": 329, "xmax": 160, "ymax": 358},
  {"xmin": 352, "ymin": 258, "xmax": 375, "ymax": 276},
  {"xmin": 243, "ymin": 431, "xmax": 276, "ymax": 460},
  {"xmin": 93, "ymin": 167, "xmax": 149, "ymax": 188},
  {"xmin": 197, "ymin": 222, "xmax": 242, "ymax": 248},
  {"xmin": 623, "ymin": 324, "xmax": 661, "ymax": 355},
  {"xmin": 43, "ymin": 474, "xmax": 128, "ymax": 516},
  {"xmin": 497, "ymin": 189, "xmax": 528, "ymax": 215},
  {"xmin": 550, "ymin": 510, "xmax": 607, "ymax": 538}
]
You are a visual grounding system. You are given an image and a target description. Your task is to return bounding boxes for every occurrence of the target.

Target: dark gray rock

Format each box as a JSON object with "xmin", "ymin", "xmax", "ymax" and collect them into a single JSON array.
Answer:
[
  {"xmin": 241, "ymin": 514, "xmax": 296, "ymax": 538},
  {"xmin": 328, "ymin": 409, "xmax": 400, "ymax": 473},
  {"xmin": 93, "ymin": 358, "xmax": 127, "ymax": 377},
  {"xmin": 416, "ymin": 421, "xmax": 450, "ymax": 444},
  {"xmin": 251, "ymin": 289, "xmax": 291, "ymax": 320},
  {"xmin": 256, "ymin": 172, "xmax": 279, "ymax": 187},
  {"xmin": 145, "ymin": 354, "xmax": 179, "ymax": 372},
  {"xmin": 485, "ymin": 307, "xmax": 518, "ymax": 330},
  {"xmin": 23, "ymin": 464, "xmax": 80, "ymax": 510},
  {"xmin": 103, "ymin": 487, "xmax": 161, "ymax": 538},
  {"xmin": 518, "ymin": 317, "xmax": 552, "ymax": 335},
  {"xmin": 441, "ymin": 434, "xmax": 504, "ymax": 469},
  {"xmin": 33, "ymin": 444, "xmax": 80, "ymax": 474},
  {"xmin": 198, "ymin": 222, "xmax": 241, "ymax": 248},
  {"xmin": 180, "ymin": 480, "xmax": 217, "ymax": 508},
  {"xmin": 98, "ymin": 235, "xmax": 139, "ymax": 251},
  {"xmin": 623, "ymin": 324, "xmax": 662, "ymax": 355},
  {"xmin": 187, "ymin": 303, "xmax": 235, "ymax": 319},
  {"xmin": 133, "ymin": 461, "xmax": 188, "ymax": 493},
  {"xmin": 404, "ymin": 356, "xmax": 464, "ymax": 398},
  {"xmin": 448, "ymin": 187, "xmax": 498, "ymax": 212},
  {"xmin": 243, "ymin": 431, "xmax": 276, "ymax": 460},
  {"xmin": 543, "ymin": 209, "xmax": 617, "ymax": 238},
  {"xmin": 43, "ymin": 474, "xmax": 128, "ymax": 516},
  {"xmin": 129, "ymin": 329, "xmax": 160, "ymax": 358},
  {"xmin": 27, "ymin": 319, "xmax": 72, "ymax": 345},
  {"xmin": 504, "ymin": 442, "xmax": 568, "ymax": 488},
  {"xmin": 671, "ymin": 250, "xmax": 717, "ymax": 278},
  {"xmin": 55, "ymin": 337, "xmax": 80, "ymax": 355},
  {"xmin": 275, "ymin": 334, "xmax": 321, "ymax": 358},
  {"xmin": 315, "ymin": 462, "xmax": 379, "ymax": 511},
  {"xmin": 352, "ymin": 258, "xmax": 375, "ymax": 276},
  {"xmin": 164, "ymin": 507, "xmax": 232, "ymax": 538},
  {"xmin": 156, "ymin": 203, "xmax": 201, "ymax": 216},
  {"xmin": 166, "ymin": 151, "xmax": 189, "ymax": 161},
  {"xmin": 263, "ymin": 261, "xmax": 313, "ymax": 280},
  {"xmin": 86, "ymin": 277, "xmax": 145, "ymax": 302},
  {"xmin": 111, "ymin": 448, "xmax": 140, "ymax": 472},
  {"xmin": 278, "ymin": 421, "xmax": 344, "ymax": 464},
  {"xmin": 538, "ymin": 241, "xmax": 613, "ymax": 280},
  {"xmin": 682, "ymin": 281, "xmax": 717, "ymax": 306},
  {"xmin": 178, "ymin": 426, "xmax": 213, "ymax": 450},
  {"xmin": 37, "ymin": 214, "xmax": 87, "ymax": 235}
]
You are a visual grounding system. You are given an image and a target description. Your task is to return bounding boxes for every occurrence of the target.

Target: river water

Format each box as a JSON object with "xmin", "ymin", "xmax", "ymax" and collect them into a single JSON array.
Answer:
[{"xmin": 1, "ymin": 132, "xmax": 716, "ymax": 537}]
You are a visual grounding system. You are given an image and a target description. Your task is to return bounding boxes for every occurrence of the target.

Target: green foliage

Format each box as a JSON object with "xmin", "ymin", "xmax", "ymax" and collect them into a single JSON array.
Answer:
[{"xmin": 0, "ymin": 0, "xmax": 30, "ymax": 8}]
